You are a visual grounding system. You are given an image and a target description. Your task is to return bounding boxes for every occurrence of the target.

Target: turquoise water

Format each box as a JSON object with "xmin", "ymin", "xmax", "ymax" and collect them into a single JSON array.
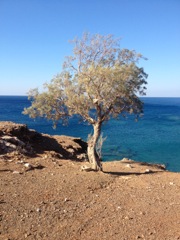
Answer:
[{"xmin": 0, "ymin": 96, "xmax": 180, "ymax": 172}]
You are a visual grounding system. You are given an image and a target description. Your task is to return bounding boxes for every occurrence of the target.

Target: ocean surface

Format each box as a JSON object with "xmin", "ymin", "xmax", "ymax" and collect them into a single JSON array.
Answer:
[{"xmin": 0, "ymin": 96, "xmax": 180, "ymax": 172}]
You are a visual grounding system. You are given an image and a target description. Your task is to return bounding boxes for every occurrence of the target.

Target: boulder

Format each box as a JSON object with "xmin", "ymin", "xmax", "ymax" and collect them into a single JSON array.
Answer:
[{"xmin": 0, "ymin": 121, "xmax": 87, "ymax": 161}]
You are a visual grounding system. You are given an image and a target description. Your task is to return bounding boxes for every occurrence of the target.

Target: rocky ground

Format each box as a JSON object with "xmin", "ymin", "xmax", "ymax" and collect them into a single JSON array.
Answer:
[{"xmin": 0, "ymin": 122, "xmax": 180, "ymax": 240}]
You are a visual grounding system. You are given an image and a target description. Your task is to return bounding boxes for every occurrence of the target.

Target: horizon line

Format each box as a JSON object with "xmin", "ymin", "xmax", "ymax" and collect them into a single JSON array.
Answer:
[{"xmin": 0, "ymin": 95, "xmax": 180, "ymax": 98}]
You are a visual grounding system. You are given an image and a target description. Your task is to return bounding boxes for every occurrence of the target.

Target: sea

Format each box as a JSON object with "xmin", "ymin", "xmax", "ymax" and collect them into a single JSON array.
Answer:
[{"xmin": 0, "ymin": 96, "xmax": 180, "ymax": 172}]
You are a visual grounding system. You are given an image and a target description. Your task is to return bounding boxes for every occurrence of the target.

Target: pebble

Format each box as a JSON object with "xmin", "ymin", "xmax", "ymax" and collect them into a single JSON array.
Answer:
[
  {"xmin": 140, "ymin": 211, "xmax": 146, "ymax": 215},
  {"xmin": 126, "ymin": 164, "xmax": 132, "ymax": 168},
  {"xmin": 24, "ymin": 163, "xmax": 32, "ymax": 168},
  {"xmin": 145, "ymin": 169, "xmax": 153, "ymax": 173},
  {"xmin": 16, "ymin": 160, "xmax": 24, "ymax": 164},
  {"xmin": 81, "ymin": 165, "xmax": 92, "ymax": 171},
  {"xmin": 136, "ymin": 235, "xmax": 145, "ymax": 239},
  {"xmin": 12, "ymin": 171, "xmax": 20, "ymax": 174},
  {"xmin": 25, "ymin": 233, "xmax": 31, "ymax": 238},
  {"xmin": 121, "ymin": 176, "xmax": 131, "ymax": 180}
]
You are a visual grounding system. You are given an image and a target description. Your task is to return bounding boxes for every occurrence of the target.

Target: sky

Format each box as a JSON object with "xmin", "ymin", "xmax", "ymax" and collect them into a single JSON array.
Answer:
[{"xmin": 0, "ymin": 0, "xmax": 180, "ymax": 97}]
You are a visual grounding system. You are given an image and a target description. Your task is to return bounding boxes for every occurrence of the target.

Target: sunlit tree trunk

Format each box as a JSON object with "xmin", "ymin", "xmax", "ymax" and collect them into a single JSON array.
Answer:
[{"xmin": 87, "ymin": 122, "xmax": 103, "ymax": 171}]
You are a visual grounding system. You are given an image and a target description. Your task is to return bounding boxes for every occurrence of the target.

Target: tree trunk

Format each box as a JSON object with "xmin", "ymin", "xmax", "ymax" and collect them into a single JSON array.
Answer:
[{"xmin": 87, "ymin": 122, "xmax": 103, "ymax": 171}]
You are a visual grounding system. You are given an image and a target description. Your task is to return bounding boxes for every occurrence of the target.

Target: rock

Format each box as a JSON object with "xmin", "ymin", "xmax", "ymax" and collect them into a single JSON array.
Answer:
[
  {"xmin": 64, "ymin": 198, "xmax": 70, "ymax": 202},
  {"xmin": 121, "ymin": 158, "xmax": 134, "ymax": 163},
  {"xmin": 77, "ymin": 153, "xmax": 87, "ymax": 161},
  {"xmin": 126, "ymin": 164, "xmax": 133, "ymax": 168},
  {"xmin": 158, "ymin": 164, "xmax": 166, "ymax": 170},
  {"xmin": 0, "ymin": 123, "xmax": 34, "ymax": 155},
  {"xmin": 81, "ymin": 165, "xmax": 93, "ymax": 172},
  {"xmin": 24, "ymin": 163, "xmax": 33, "ymax": 169},
  {"xmin": 121, "ymin": 176, "xmax": 131, "ymax": 180},
  {"xmin": 0, "ymin": 121, "xmax": 87, "ymax": 160},
  {"xmin": 0, "ymin": 122, "xmax": 29, "ymax": 140},
  {"xmin": 145, "ymin": 169, "xmax": 153, "ymax": 173},
  {"xmin": 1, "ymin": 136, "xmax": 25, "ymax": 146},
  {"xmin": 121, "ymin": 158, "xmax": 129, "ymax": 162},
  {"xmin": 12, "ymin": 171, "xmax": 21, "ymax": 174},
  {"xmin": 36, "ymin": 208, "xmax": 41, "ymax": 213},
  {"xmin": 24, "ymin": 233, "xmax": 31, "ymax": 238},
  {"xmin": 136, "ymin": 236, "xmax": 142, "ymax": 239},
  {"xmin": 67, "ymin": 148, "xmax": 75, "ymax": 154}
]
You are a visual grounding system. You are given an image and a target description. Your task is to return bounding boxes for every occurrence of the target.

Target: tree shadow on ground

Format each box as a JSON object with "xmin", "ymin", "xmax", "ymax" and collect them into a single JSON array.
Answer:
[
  {"xmin": 117, "ymin": 159, "xmax": 166, "ymax": 170},
  {"xmin": 103, "ymin": 170, "xmax": 163, "ymax": 177}
]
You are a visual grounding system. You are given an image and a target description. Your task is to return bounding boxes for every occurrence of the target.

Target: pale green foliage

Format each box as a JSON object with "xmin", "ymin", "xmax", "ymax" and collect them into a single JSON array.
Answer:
[
  {"xmin": 23, "ymin": 75, "xmax": 69, "ymax": 126},
  {"xmin": 24, "ymin": 33, "xmax": 148, "ymax": 127}
]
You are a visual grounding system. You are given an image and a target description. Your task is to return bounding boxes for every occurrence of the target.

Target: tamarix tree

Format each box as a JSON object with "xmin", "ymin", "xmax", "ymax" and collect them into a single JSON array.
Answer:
[{"xmin": 23, "ymin": 33, "xmax": 148, "ymax": 171}]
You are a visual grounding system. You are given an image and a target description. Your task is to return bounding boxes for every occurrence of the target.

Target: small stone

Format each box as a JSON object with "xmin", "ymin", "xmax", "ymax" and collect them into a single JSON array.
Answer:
[
  {"xmin": 140, "ymin": 211, "xmax": 146, "ymax": 215},
  {"xmin": 121, "ymin": 176, "xmax": 131, "ymax": 180},
  {"xmin": 126, "ymin": 164, "xmax": 132, "ymax": 168},
  {"xmin": 169, "ymin": 182, "xmax": 174, "ymax": 185},
  {"xmin": 121, "ymin": 158, "xmax": 129, "ymax": 162},
  {"xmin": 145, "ymin": 169, "xmax": 153, "ymax": 173},
  {"xmin": 24, "ymin": 163, "xmax": 32, "ymax": 168},
  {"xmin": 68, "ymin": 148, "xmax": 75, "ymax": 153},
  {"xmin": 81, "ymin": 165, "xmax": 93, "ymax": 172},
  {"xmin": 36, "ymin": 208, "xmax": 41, "ymax": 212},
  {"xmin": 16, "ymin": 160, "xmax": 24, "ymax": 164},
  {"xmin": 12, "ymin": 171, "xmax": 20, "ymax": 174}
]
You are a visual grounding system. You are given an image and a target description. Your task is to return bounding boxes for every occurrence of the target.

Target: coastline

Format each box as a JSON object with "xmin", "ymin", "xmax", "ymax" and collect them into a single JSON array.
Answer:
[{"xmin": 1, "ymin": 96, "xmax": 180, "ymax": 172}]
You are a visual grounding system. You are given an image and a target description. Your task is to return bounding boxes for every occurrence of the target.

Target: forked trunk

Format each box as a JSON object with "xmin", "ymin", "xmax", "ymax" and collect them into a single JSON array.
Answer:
[{"xmin": 87, "ymin": 122, "xmax": 103, "ymax": 171}]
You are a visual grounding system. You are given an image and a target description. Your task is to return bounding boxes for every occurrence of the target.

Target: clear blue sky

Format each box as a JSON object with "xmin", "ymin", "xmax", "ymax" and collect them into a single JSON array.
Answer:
[{"xmin": 0, "ymin": 0, "xmax": 179, "ymax": 96}]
